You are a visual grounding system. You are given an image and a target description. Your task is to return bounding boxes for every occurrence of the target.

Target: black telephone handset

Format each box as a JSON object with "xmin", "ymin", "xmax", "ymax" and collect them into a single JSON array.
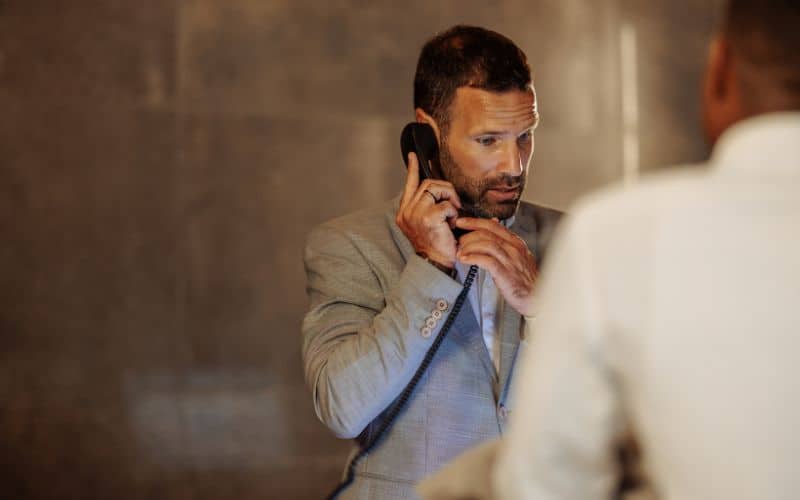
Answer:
[
  {"xmin": 400, "ymin": 122, "xmax": 440, "ymax": 181},
  {"xmin": 400, "ymin": 122, "xmax": 470, "ymax": 238},
  {"xmin": 324, "ymin": 125, "xmax": 479, "ymax": 499}
]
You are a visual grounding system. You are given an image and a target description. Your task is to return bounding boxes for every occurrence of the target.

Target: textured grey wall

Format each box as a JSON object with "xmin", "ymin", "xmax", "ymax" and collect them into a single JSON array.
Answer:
[{"xmin": 0, "ymin": 1, "xmax": 719, "ymax": 498}]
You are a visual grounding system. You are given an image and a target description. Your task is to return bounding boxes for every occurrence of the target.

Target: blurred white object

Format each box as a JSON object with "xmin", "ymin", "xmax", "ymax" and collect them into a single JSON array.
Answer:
[{"xmin": 494, "ymin": 112, "xmax": 800, "ymax": 500}]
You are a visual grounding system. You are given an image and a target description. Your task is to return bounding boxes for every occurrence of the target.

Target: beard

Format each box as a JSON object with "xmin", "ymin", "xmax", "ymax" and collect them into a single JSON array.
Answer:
[{"xmin": 438, "ymin": 139, "xmax": 526, "ymax": 221}]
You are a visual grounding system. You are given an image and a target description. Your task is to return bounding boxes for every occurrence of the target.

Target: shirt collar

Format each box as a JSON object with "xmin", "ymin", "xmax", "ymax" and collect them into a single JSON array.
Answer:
[{"xmin": 711, "ymin": 111, "xmax": 800, "ymax": 176}]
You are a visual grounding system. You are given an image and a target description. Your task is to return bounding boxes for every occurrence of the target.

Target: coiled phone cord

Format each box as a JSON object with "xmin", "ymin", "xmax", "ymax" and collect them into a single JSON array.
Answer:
[{"xmin": 325, "ymin": 264, "xmax": 479, "ymax": 500}]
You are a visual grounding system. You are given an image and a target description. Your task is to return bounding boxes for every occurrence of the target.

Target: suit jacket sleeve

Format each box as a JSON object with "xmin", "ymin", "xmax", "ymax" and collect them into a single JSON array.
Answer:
[{"xmin": 302, "ymin": 223, "xmax": 464, "ymax": 439}]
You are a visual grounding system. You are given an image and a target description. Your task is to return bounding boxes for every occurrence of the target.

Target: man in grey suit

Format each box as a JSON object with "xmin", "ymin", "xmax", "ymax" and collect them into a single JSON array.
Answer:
[{"xmin": 302, "ymin": 25, "xmax": 561, "ymax": 499}]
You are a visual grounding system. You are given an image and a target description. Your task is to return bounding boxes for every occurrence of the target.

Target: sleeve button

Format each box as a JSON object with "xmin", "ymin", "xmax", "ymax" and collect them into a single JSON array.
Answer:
[
  {"xmin": 421, "ymin": 327, "xmax": 433, "ymax": 338},
  {"xmin": 435, "ymin": 299, "xmax": 448, "ymax": 311}
]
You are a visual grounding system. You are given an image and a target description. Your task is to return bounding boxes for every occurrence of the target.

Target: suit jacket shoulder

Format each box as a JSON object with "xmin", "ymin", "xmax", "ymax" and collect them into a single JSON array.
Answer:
[
  {"xmin": 512, "ymin": 201, "xmax": 564, "ymax": 265},
  {"xmin": 305, "ymin": 199, "xmax": 407, "ymax": 287}
]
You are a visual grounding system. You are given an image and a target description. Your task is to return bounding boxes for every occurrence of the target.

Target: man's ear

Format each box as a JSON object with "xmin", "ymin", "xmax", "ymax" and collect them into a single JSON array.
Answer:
[
  {"xmin": 704, "ymin": 35, "xmax": 732, "ymax": 102},
  {"xmin": 702, "ymin": 34, "xmax": 741, "ymax": 145},
  {"xmin": 414, "ymin": 108, "xmax": 443, "ymax": 144},
  {"xmin": 529, "ymin": 83, "xmax": 540, "ymax": 129}
]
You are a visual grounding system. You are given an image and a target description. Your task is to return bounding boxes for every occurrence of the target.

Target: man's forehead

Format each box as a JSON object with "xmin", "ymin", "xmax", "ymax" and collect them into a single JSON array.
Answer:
[{"xmin": 451, "ymin": 86, "xmax": 537, "ymax": 130}]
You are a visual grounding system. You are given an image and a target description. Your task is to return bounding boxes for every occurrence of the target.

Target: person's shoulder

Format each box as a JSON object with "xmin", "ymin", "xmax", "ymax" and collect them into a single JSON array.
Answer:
[
  {"xmin": 316, "ymin": 199, "xmax": 393, "ymax": 230},
  {"xmin": 516, "ymin": 201, "xmax": 564, "ymax": 232},
  {"xmin": 542, "ymin": 164, "xmax": 712, "ymax": 270},
  {"xmin": 571, "ymin": 164, "xmax": 711, "ymax": 225},
  {"xmin": 306, "ymin": 198, "xmax": 397, "ymax": 249},
  {"xmin": 517, "ymin": 200, "xmax": 563, "ymax": 220}
]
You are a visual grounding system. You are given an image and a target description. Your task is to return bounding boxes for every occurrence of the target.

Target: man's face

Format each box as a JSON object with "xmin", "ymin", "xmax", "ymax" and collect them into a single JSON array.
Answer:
[{"xmin": 438, "ymin": 86, "xmax": 537, "ymax": 220}]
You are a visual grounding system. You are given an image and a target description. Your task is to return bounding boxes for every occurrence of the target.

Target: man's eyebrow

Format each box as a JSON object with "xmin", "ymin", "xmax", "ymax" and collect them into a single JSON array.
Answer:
[
  {"xmin": 473, "ymin": 129, "xmax": 507, "ymax": 136},
  {"xmin": 472, "ymin": 123, "xmax": 536, "ymax": 136}
]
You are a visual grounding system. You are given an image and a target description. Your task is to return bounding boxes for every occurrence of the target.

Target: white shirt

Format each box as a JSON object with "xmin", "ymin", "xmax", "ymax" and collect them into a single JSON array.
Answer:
[{"xmin": 493, "ymin": 113, "xmax": 800, "ymax": 500}]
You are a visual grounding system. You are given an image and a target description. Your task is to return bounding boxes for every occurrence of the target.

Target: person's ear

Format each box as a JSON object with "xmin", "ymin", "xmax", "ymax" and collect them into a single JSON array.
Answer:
[
  {"xmin": 702, "ymin": 34, "xmax": 739, "ymax": 145},
  {"xmin": 704, "ymin": 35, "xmax": 733, "ymax": 103},
  {"xmin": 529, "ymin": 84, "xmax": 540, "ymax": 129},
  {"xmin": 415, "ymin": 108, "xmax": 443, "ymax": 144}
]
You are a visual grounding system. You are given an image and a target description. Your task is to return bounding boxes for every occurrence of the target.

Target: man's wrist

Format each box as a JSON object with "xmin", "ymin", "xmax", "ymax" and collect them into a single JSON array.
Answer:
[{"xmin": 416, "ymin": 251, "xmax": 456, "ymax": 279}]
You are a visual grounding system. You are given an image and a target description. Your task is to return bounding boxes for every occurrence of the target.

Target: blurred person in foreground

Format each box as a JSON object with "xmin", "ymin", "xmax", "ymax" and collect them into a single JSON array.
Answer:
[
  {"xmin": 418, "ymin": 0, "xmax": 800, "ymax": 499},
  {"xmin": 302, "ymin": 26, "xmax": 561, "ymax": 499}
]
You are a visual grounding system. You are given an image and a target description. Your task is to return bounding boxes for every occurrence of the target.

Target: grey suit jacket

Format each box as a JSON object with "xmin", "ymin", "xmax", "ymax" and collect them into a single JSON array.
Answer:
[{"xmin": 302, "ymin": 197, "xmax": 561, "ymax": 499}]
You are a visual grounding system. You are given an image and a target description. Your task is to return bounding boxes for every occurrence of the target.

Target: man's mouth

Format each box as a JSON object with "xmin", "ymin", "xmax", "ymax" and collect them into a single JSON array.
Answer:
[
  {"xmin": 489, "ymin": 185, "xmax": 520, "ymax": 192},
  {"xmin": 486, "ymin": 185, "xmax": 521, "ymax": 201}
]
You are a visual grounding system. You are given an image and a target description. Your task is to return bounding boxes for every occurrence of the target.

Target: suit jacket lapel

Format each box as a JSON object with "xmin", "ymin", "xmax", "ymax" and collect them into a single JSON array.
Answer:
[
  {"xmin": 496, "ymin": 299, "xmax": 522, "ymax": 401},
  {"xmin": 496, "ymin": 215, "xmax": 540, "ymax": 401},
  {"xmin": 450, "ymin": 297, "xmax": 497, "ymax": 384}
]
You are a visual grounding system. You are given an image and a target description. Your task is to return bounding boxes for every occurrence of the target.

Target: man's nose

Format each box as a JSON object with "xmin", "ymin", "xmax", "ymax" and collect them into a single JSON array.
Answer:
[{"xmin": 497, "ymin": 142, "xmax": 524, "ymax": 176}]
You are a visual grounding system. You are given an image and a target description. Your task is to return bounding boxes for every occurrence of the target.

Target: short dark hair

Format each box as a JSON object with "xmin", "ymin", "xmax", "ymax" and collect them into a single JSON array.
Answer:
[
  {"xmin": 725, "ymin": 0, "xmax": 800, "ymax": 97},
  {"xmin": 413, "ymin": 25, "xmax": 532, "ymax": 131}
]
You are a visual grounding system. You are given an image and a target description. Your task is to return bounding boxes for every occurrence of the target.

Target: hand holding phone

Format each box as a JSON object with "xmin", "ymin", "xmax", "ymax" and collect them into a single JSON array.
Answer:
[{"xmin": 396, "ymin": 123, "xmax": 463, "ymax": 271}]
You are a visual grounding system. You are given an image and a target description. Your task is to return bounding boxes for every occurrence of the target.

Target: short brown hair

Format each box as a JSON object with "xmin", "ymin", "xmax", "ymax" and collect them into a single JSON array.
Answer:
[
  {"xmin": 725, "ymin": 0, "xmax": 800, "ymax": 98},
  {"xmin": 413, "ymin": 25, "xmax": 532, "ymax": 131}
]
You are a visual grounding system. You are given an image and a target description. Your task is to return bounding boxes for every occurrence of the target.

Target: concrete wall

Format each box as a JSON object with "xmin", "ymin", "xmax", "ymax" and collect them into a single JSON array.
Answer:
[{"xmin": 0, "ymin": 1, "xmax": 720, "ymax": 498}]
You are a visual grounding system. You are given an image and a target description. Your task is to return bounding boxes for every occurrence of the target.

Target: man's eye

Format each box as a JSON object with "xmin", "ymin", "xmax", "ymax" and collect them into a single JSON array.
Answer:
[
  {"xmin": 518, "ymin": 131, "xmax": 532, "ymax": 142},
  {"xmin": 477, "ymin": 137, "xmax": 496, "ymax": 147}
]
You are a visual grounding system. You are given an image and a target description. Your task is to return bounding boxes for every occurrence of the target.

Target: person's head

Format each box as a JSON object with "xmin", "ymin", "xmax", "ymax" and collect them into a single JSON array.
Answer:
[
  {"xmin": 702, "ymin": 0, "xmax": 800, "ymax": 144},
  {"xmin": 413, "ymin": 25, "xmax": 537, "ymax": 220}
]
